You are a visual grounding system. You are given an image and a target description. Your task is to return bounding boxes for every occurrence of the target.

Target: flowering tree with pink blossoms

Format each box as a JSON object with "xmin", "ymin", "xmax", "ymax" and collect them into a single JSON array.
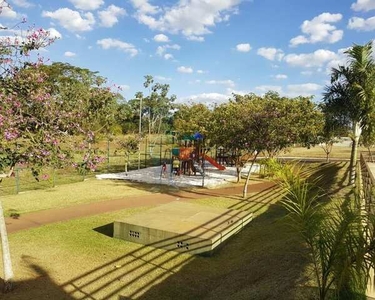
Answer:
[{"xmin": 0, "ymin": 1, "xmax": 116, "ymax": 291}]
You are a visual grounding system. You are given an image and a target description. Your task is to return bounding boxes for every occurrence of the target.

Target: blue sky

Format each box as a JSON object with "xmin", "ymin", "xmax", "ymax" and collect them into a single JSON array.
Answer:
[{"xmin": 1, "ymin": 0, "xmax": 375, "ymax": 104}]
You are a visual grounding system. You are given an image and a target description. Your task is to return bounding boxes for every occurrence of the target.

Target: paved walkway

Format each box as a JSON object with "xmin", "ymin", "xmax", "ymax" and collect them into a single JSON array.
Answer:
[{"xmin": 5, "ymin": 181, "xmax": 275, "ymax": 234}]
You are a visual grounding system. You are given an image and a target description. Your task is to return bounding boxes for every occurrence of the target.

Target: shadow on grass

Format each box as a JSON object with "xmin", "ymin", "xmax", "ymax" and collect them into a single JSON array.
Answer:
[
  {"xmin": 93, "ymin": 223, "xmax": 114, "ymax": 237},
  {"xmin": 118, "ymin": 203, "xmax": 310, "ymax": 300},
  {"xmin": 107, "ymin": 177, "xmax": 276, "ymax": 204},
  {"xmin": 47, "ymin": 182, "xmax": 313, "ymax": 300},
  {"xmin": 3, "ymin": 257, "xmax": 74, "ymax": 300},
  {"xmin": 4, "ymin": 163, "xmax": 347, "ymax": 300},
  {"xmin": 65, "ymin": 163, "xmax": 345, "ymax": 299}
]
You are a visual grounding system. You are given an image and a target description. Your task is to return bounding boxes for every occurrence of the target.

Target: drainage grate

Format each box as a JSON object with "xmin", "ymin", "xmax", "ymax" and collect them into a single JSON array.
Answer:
[
  {"xmin": 177, "ymin": 241, "xmax": 189, "ymax": 250},
  {"xmin": 129, "ymin": 230, "xmax": 140, "ymax": 238}
]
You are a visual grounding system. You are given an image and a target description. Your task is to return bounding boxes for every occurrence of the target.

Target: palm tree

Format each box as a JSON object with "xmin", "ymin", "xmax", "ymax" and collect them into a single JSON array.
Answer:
[
  {"xmin": 324, "ymin": 42, "xmax": 375, "ymax": 185},
  {"xmin": 279, "ymin": 163, "xmax": 375, "ymax": 299}
]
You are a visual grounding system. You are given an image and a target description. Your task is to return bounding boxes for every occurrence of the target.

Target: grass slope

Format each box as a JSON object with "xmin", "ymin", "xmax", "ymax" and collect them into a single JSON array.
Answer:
[{"xmin": 1, "ymin": 161, "xmax": 352, "ymax": 299}]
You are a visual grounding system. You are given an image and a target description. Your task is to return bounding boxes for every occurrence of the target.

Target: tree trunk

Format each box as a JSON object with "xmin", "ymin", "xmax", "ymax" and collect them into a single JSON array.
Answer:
[
  {"xmin": 243, "ymin": 153, "xmax": 258, "ymax": 199},
  {"xmin": 349, "ymin": 122, "xmax": 362, "ymax": 185},
  {"xmin": 236, "ymin": 166, "xmax": 241, "ymax": 183},
  {"xmin": 0, "ymin": 199, "xmax": 14, "ymax": 292}
]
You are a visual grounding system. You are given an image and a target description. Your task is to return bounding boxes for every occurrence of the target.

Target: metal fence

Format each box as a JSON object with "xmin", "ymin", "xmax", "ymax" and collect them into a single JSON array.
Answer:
[{"xmin": 0, "ymin": 134, "xmax": 178, "ymax": 196}]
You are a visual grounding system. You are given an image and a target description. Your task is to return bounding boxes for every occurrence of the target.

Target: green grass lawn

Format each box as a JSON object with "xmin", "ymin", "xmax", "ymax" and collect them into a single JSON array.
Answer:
[
  {"xmin": 4, "ymin": 192, "xmax": 305, "ymax": 300},
  {"xmin": 1, "ymin": 161, "xmax": 354, "ymax": 299},
  {"xmin": 278, "ymin": 145, "xmax": 367, "ymax": 159},
  {"xmin": 1, "ymin": 179, "xmax": 153, "ymax": 217}
]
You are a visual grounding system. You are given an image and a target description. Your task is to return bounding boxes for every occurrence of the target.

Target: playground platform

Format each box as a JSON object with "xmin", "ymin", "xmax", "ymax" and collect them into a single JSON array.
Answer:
[
  {"xmin": 96, "ymin": 164, "xmax": 261, "ymax": 188},
  {"xmin": 114, "ymin": 202, "xmax": 253, "ymax": 255}
]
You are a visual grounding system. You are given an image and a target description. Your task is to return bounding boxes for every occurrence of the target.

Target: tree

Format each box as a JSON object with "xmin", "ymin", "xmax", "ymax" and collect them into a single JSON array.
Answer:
[
  {"xmin": 0, "ymin": 8, "xmax": 114, "ymax": 290},
  {"xmin": 173, "ymin": 103, "xmax": 212, "ymax": 138},
  {"xmin": 324, "ymin": 42, "xmax": 375, "ymax": 185},
  {"xmin": 314, "ymin": 106, "xmax": 348, "ymax": 162},
  {"xmin": 116, "ymin": 135, "xmax": 139, "ymax": 173},
  {"xmin": 210, "ymin": 92, "xmax": 322, "ymax": 198},
  {"xmin": 278, "ymin": 163, "xmax": 375, "ymax": 299},
  {"xmin": 115, "ymin": 101, "xmax": 137, "ymax": 133},
  {"xmin": 40, "ymin": 62, "xmax": 121, "ymax": 136},
  {"xmin": 210, "ymin": 99, "xmax": 249, "ymax": 182},
  {"xmin": 130, "ymin": 75, "xmax": 176, "ymax": 136}
]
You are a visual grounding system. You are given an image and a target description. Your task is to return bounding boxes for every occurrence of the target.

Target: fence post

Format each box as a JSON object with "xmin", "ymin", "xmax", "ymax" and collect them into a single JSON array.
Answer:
[
  {"xmin": 160, "ymin": 135, "xmax": 162, "ymax": 165},
  {"xmin": 145, "ymin": 136, "xmax": 148, "ymax": 168},
  {"xmin": 15, "ymin": 168, "xmax": 20, "ymax": 194}
]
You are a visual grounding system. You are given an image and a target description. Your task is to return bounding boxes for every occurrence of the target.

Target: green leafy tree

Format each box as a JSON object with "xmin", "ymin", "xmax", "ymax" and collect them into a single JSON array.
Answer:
[
  {"xmin": 115, "ymin": 101, "xmax": 138, "ymax": 133},
  {"xmin": 173, "ymin": 103, "xmax": 212, "ymax": 138},
  {"xmin": 315, "ymin": 106, "xmax": 349, "ymax": 162},
  {"xmin": 130, "ymin": 75, "xmax": 176, "ymax": 136},
  {"xmin": 116, "ymin": 135, "xmax": 139, "ymax": 173},
  {"xmin": 0, "ymin": 8, "xmax": 115, "ymax": 290},
  {"xmin": 40, "ymin": 62, "xmax": 121, "ymax": 135},
  {"xmin": 210, "ymin": 92, "xmax": 322, "ymax": 198},
  {"xmin": 324, "ymin": 42, "xmax": 375, "ymax": 185}
]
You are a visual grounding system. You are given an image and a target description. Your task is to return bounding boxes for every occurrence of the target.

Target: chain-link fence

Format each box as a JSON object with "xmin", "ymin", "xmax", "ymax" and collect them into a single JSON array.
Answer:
[{"xmin": 0, "ymin": 134, "xmax": 178, "ymax": 196}]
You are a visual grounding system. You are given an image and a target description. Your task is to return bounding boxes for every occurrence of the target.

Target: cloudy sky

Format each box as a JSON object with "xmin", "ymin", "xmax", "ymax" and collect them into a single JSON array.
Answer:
[{"xmin": 1, "ymin": 0, "xmax": 375, "ymax": 104}]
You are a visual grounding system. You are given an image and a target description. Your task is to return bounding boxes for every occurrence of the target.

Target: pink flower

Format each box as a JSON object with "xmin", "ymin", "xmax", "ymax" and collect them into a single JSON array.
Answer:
[{"xmin": 41, "ymin": 174, "xmax": 50, "ymax": 181}]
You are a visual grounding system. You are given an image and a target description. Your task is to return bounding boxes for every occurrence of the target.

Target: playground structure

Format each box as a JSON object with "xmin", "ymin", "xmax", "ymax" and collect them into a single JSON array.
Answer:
[
  {"xmin": 215, "ymin": 146, "xmax": 239, "ymax": 167},
  {"xmin": 171, "ymin": 133, "xmax": 226, "ymax": 176}
]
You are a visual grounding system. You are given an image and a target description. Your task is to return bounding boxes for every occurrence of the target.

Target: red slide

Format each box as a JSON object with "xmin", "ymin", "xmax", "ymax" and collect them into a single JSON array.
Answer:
[{"xmin": 203, "ymin": 154, "xmax": 226, "ymax": 170}]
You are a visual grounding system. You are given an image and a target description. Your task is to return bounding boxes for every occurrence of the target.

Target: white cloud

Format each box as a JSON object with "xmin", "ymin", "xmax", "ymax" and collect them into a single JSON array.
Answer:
[
  {"xmin": 351, "ymin": 0, "xmax": 375, "ymax": 11},
  {"xmin": 301, "ymin": 71, "xmax": 313, "ymax": 76},
  {"xmin": 97, "ymin": 38, "xmax": 138, "ymax": 57},
  {"xmin": 1, "ymin": 5, "xmax": 17, "ymax": 18},
  {"xmin": 177, "ymin": 66, "xmax": 193, "ymax": 73},
  {"xmin": 286, "ymin": 83, "xmax": 322, "ymax": 97},
  {"xmin": 156, "ymin": 43, "xmax": 180, "ymax": 56},
  {"xmin": 119, "ymin": 84, "xmax": 130, "ymax": 91},
  {"xmin": 153, "ymin": 33, "xmax": 170, "ymax": 42},
  {"xmin": 274, "ymin": 74, "xmax": 288, "ymax": 80},
  {"xmin": 254, "ymin": 83, "xmax": 322, "ymax": 98},
  {"xmin": 348, "ymin": 16, "xmax": 375, "ymax": 31},
  {"xmin": 257, "ymin": 47, "xmax": 284, "ymax": 61},
  {"xmin": 98, "ymin": 5, "xmax": 126, "ymax": 27},
  {"xmin": 130, "ymin": 0, "xmax": 160, "ymax": 15},
  {"xmin": 155, "ymin": 75, "xmax": 172, "ymax": 81},
  {"xmin": 206, "ymin": 79, "xmax": 235, "ymax": 88},
  {"xmin": 255, "ymin": 85, "xmax": 283, "ymax": 93},
  {"xmin": 47, "ymin": 28, "xmax": 62, "ymax": 39},
  {"xmin": 179, "ymin": 92, "xmax": 229, "ymax": 105},
  {"xmin": 186, "ymin": 35, "xmax": 205, "ymax": 42},
  {"xmin": 290, "ymin": 12, "xmax": 343, "ymax": 47},
  {"xmin": 130, "ymin": 0, "xmax": 241, "ymax": 41},
  {"xmin": 64, "ymin": 51, "xmax": 76, "ymax": 57},
  {"xmin": 11, "ymin": 0, "xmax": 33, "ymax": 8},
  {"xmin": 69, "ymin": 0, "xmax": 104, "ymax": 10},
  {"xmin": 284, "ymin": 49, "xmax": 338, "ymax": 68},
  {"xmin": 197, "ymin": 70, "xmax": 206, "ymax": 74},
  {"xmin": 42, "ymin": 8, "xmax": 95, "ymax": 32},
  {"xmin": 325, "ymin": 47, "xmax": 348, "ymax": 73},
  {"xmin": 164, "ymin": 53, "xmax": 173, "ymax": 60},
  {"xmin": 236, "ymin": 43, "xmax": 251, "ymax": 52}
]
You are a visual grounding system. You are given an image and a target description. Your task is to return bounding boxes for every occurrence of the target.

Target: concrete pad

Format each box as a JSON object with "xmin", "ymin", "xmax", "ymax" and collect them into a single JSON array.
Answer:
[{"xmin": 114, "ymin": 202, "xmax": 253, "ymax": 255}]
